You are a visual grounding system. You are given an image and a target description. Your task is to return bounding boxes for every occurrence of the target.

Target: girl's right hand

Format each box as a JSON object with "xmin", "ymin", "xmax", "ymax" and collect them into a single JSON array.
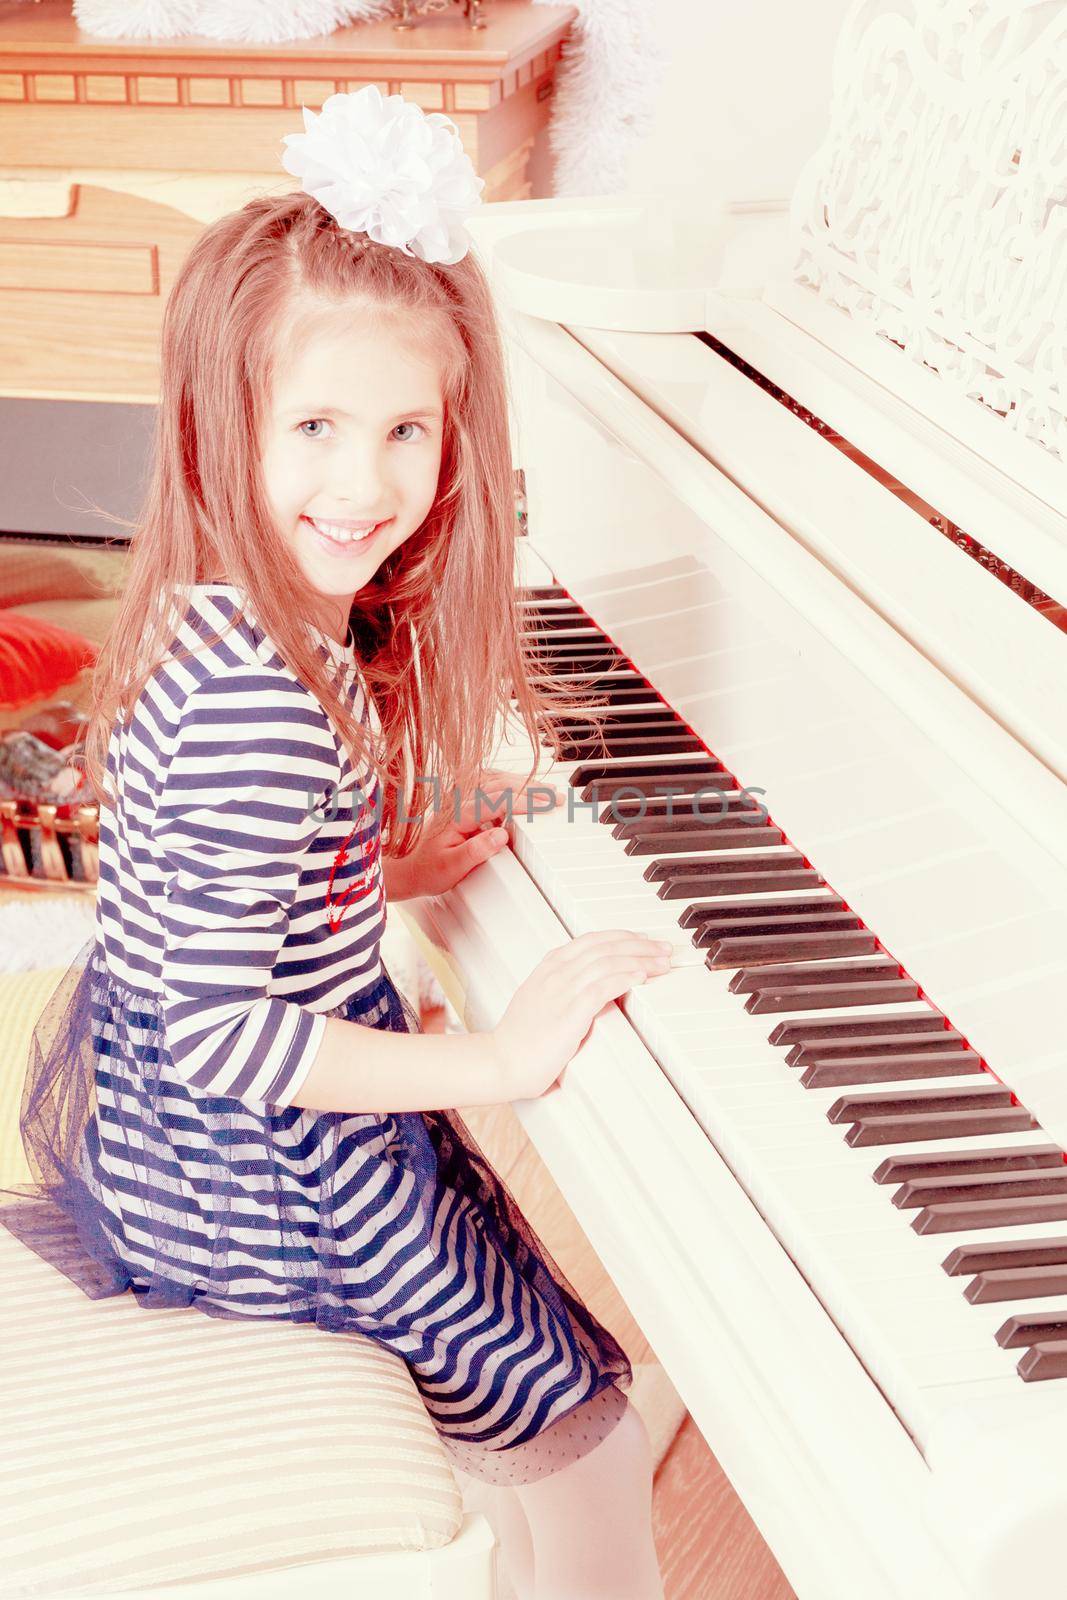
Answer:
[{"xmin": 490, "ymin": 930, "xmax": 674, "ymax": 1101}]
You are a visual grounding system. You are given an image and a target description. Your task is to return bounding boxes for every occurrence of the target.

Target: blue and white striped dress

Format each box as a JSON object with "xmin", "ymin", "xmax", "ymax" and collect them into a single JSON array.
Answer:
[{"xmin": 57, "ymin": 582, "xmax": 630, "ymax": 1486}]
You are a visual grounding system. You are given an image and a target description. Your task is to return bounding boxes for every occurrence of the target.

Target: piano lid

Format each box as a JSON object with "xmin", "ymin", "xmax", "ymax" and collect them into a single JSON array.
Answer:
[{"xmin": 482, "ymin": 0, "xmax": 1067, "ymax": 579}]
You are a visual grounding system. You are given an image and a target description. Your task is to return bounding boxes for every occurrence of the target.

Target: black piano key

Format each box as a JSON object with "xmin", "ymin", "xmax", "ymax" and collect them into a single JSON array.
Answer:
[
  {"xmin": 747, "ymin": 977, "xmax": 920, "ymax": 1015},
  {"xmin": 614, "ymin": 806, "xmax": 764, "ymax": 844},
  {"xmin": 729, "ymin": 957, "xmax": 896, "ymax": 993},
  {"xmin": 769, "ymin": 1011, "xmax": 949, "ymax": 1048},
  {"xmin": 966, "ymin": 1264, "xmax": 1067, "ymax": 1304},
  {"xmin": 802, "ymin": 1049, "xmax": 984, "ymax": 1088},
  {"xmin": 550, "ymin": 720, "xmax": 694, "ymax": 742},
  {"xmin": 687, "ymin": 896, "xmax": 844, "ymax": 934},
  {"xmin": 697, "ymin": 915, "xmax": 863, "ymax": 947},
  {"xmin": 579, "ymin": 773, "xmax": 729, "ymax": 804},
  {"xmin": 557, "ymin": 713, "xmax": 681, "ymax": 736},
  {"xmin": 527, "ymin": 665, "xmax": 643, "ymax": 684},
  {"xmin": 996, "ymin": 1308, "xmax": 1067, "ymax": 1349},
  {"xmin": 518, "ymin": 614, "xmax": 588, "ymax": 627},
  {"xmin": 529, "ymin": 652, "xmax": 612, "ymax": 668},
  {"xmin": 877, "ymin": 1145, "xmax": 1062, "ymax": 1186},
  {"xmin": 582, "ymin": 777, "xmax": 734, "ymax": 807},
  {"xmin": 647, "ymin": 850, "xmax": 804, "ymax": 883},
  {"xmin": 531, "ymin": 655, "xmax": 619, "ymax": 674},
  {"xmin": 707, "ymin": 932, "xmax": 880, "ymax": 968},
  {"xmin": 524, "ymin": 640, "xmax": 617, "ymax": 659},
  {"xmin": 560, "ymin": 733, "xmax": 706, "ymax": 760},
  {"xmin": 786, "ymin": 1029, "xmax": 967, "ymax": 1068},
  {"xmin": 1016, "ymin": 1342, "xmax": 1067, "ymax": 1381},
  {"xmin": 668, "ymin": 876, "xmax": 825, "ymax": 902},
  {"xmin": 942, "ymin": 1233, "xmax": 1067, "ymax": 1276},
  {"xmin": 894, "ymin": 1168, "xmax": 1067, "ymax": 1209},
  {"xmin": 553, "ymin": 639, "xmax": 618, "ymax": 653},
  {"xmin": 539, "ymin": 674, "xmax": 654, "ymax": 698},
  {"xmin": 517, "ymin": 585, "xmax": 567, "ymax": 598},
  {"xmin": 846, "ymin": 1108, "xmax": 1038, "ymax": 1147},
  {"xmin": 573, "ymin": 759, "xmax": 722, "ymax": 786},
  {"xmin": 829, "ymin": 1084, "xmax": 1009, "ymax": 1123},
  {"xmin": 664, "ymin": 869, "xmax": 824, "ymax": 900},
  {"xmin": 538, "ymin": 681, "xmax": 657, "ymax": 705},
  {"xmin": 651, "ymin": 858, "xmax": 821, "ymax": 899},
  {"xmin": 611, "ymin": 792, "xmax": 761, "ymax": 820},
  {"xmin": 912, "ymin": 1188, "xmax": 1061, "ymax": 1229},
  {"xmin": 521, "ymin": 611, "xmax": 590, "ymax": 629},
  {"xmin": 624, "ymin": 825, "xmax": 786, "ymax": 855}
]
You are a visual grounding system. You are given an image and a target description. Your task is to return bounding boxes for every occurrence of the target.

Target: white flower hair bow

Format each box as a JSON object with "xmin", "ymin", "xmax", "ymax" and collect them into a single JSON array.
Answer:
[{"xmin": 280, "ymin": 85, "xmax": 485, "ymax": 266}]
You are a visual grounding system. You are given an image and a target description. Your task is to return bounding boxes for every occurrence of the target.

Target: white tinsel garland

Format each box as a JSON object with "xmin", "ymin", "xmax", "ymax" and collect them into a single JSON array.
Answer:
[
  {"xmin": 196, "ymin": 0, "xmax": 386, "ymax": 43},
  {"xmin": 73, "ymin": 0, "xmax": 393, "ymax": 43},
  {"xmin": 532, "ymin": 0, "xmax": 665, "ymax": 196},
  {"xmin": 73, "ymin": 0, "xmax": 201, "ymax": 38}
]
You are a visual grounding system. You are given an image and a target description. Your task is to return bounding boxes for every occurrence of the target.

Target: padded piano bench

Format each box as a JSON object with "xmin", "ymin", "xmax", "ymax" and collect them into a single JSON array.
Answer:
[{"xmin": 0, "ymin": 1214, "xmax": 496, "ymax": 1598}]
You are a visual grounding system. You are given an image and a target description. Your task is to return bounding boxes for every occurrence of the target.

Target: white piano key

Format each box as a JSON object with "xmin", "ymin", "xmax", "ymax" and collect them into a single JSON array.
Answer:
[
  {"xmin": 757, "ymin": 1128, "xmax": 1054, "ymax": 1179},
  {"xmin": 709, "ymin": 1072, "xmax": 994, "ymax": 1115}
]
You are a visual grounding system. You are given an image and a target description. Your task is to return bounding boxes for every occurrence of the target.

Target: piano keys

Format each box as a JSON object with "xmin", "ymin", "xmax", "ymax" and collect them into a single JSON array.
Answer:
[{"xmin": 508, "ymin": 582, "xmax": 1067, "ymax": 1377}]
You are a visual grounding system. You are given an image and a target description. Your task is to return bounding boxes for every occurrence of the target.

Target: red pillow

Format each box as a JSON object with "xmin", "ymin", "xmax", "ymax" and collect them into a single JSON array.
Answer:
[{"xmin": 0, "ymin": 612, "xmax": 98, "ymax": 710}]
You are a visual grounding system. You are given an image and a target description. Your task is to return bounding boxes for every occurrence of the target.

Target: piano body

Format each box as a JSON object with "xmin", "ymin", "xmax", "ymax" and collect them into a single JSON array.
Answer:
[{"xmin": 403, "ymin": 3, "xmax": 1067, "ymax": 1597}]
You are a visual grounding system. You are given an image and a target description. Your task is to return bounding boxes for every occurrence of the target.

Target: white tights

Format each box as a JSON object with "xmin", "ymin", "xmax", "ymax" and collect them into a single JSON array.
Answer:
[{"xmin": 458, "ymin": 1397, "xmax": 665, "ymax": 1600}]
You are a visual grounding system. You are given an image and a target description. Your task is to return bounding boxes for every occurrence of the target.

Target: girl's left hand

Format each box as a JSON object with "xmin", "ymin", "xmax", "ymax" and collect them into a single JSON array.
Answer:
[{"xmin": 389, "ymin": 769, "xmax": 564, "ymax": 899}]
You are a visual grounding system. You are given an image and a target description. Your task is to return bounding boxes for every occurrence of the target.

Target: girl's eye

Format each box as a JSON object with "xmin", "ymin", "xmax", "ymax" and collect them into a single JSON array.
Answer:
[
  {"xmin": 297, "ymin": 418, "xmax": 333, "ymax": 439},
  {"xmin": 392, "ymin": 421, "xmax": 426, "ymax": 443}
]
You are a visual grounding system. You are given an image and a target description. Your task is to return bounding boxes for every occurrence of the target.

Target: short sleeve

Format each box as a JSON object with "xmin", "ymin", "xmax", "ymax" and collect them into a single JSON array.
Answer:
[{"xmin": 152, "ymin": 668, "xmax": 342, "ymax": 1112}]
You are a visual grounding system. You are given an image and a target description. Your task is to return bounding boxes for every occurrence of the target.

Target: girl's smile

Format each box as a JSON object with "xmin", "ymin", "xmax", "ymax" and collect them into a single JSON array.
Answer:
[{"xmin": 301, "ymin": 514, "xmax": 392, "ymax": 554}]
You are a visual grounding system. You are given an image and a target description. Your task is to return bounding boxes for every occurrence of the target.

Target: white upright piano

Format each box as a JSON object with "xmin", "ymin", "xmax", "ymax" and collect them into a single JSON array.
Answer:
[{"xmin": 407, "ymin": 3, "xmax": 1067, "ymax": 1596}]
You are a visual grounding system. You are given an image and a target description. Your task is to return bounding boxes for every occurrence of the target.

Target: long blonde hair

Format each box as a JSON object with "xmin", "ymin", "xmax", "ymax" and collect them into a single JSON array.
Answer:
[{"xmin": 84, "ymin": 189, "xmax": 605, "ymax": 854}]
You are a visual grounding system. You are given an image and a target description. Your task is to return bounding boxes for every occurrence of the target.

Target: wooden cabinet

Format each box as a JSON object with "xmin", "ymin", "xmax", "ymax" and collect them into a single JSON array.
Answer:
[{"xmin": 0, "ymin": 0, "xmax": 576, "ymax": 401}]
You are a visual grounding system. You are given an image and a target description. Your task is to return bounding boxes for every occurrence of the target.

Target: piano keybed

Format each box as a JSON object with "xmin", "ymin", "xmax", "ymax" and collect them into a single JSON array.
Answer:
[{"xmin": 498, "ymin": 580, "xmax": 1067, "ymax": 1395}]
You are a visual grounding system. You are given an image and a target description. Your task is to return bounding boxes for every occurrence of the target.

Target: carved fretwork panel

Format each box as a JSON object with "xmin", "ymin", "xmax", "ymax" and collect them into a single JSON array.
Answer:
[{"xmin": 792, "ymin": 0, "xmax": 1067, "ymax": 466}]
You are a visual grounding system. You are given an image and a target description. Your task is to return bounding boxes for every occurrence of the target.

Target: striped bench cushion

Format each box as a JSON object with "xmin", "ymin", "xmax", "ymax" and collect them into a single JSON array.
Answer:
[{"xmin": 0, "ymin": 1221, "xmax": 462, "ymax": 1594}]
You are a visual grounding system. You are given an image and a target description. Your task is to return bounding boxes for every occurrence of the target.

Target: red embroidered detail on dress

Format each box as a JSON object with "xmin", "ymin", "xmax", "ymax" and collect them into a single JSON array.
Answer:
[{"xmin": 326, "ymin": 800, "xmax": 381, "ymax": 934}]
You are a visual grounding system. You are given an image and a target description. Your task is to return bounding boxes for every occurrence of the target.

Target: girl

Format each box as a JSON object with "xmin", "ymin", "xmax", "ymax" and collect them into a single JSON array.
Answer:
[{"xmin": 6, "ymin": 89, "xmax": 670, "ymax": 1599}]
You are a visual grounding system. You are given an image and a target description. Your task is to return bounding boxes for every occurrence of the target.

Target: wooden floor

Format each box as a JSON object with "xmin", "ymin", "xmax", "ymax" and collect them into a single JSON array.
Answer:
[{"xmin": 653, "ymin": 1417, "xmax": 796, "ymax": 1600}]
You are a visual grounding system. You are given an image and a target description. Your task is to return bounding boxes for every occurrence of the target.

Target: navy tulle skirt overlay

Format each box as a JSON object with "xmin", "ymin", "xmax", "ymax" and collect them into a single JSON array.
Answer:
[{"xmin": 0, "ymin": 937, "xmax": 632, "ymax": 1486}]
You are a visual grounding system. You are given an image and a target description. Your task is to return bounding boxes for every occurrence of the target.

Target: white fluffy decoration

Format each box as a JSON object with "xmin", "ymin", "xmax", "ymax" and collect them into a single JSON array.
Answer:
[
  {"xmin": 281, "ymin": 85, "xmax": 484, "ymax": 264},
  {"xmin": 532, "ymin": 0, "xmax": 666, "ymax": 196},
  {"xmin": 74, "ymin": 0, "xmax": 393, "ymax": 43},
  {"xmin": 195, "ymin": 0, "xmax": 388, "ymax": 44},
  {"xmin": 0, "ymin": 896, "xmax": 97, "ymax": 975},
  {"xmin": 73, "ymin": 0, "xmax": 201, "ymax": 39}
]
